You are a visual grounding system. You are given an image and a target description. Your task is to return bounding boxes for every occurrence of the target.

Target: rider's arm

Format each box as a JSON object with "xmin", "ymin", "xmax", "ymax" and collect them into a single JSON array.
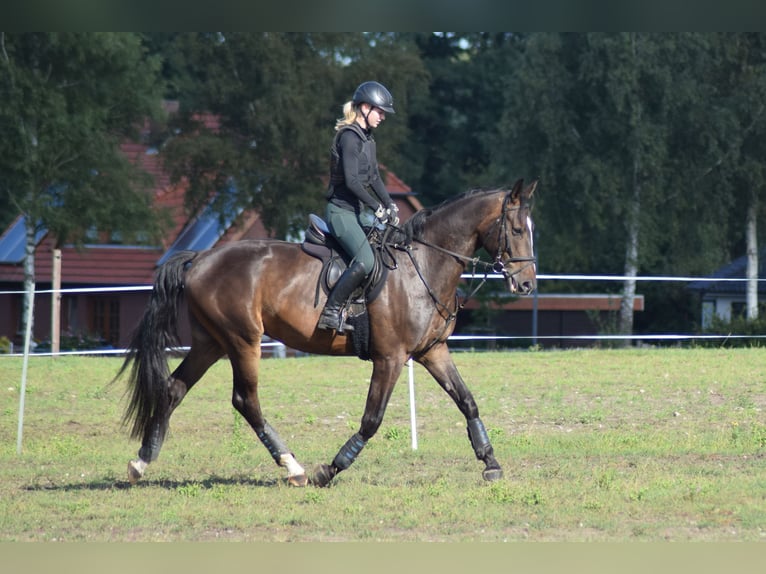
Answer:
[{"xmin": 370, "ymin": 165, "xmax": 393, "ymax": 207}]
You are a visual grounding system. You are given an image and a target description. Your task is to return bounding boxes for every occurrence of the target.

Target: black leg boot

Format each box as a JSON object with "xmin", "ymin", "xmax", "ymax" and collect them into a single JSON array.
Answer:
[{"xmin": 317, "ymin": 261, "xmax": 367, "ymax": 332}]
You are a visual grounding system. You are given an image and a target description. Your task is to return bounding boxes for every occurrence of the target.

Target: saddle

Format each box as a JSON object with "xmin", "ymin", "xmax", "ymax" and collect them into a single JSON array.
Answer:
[
  {"xmin": 301, "ymin": 214, "xmax": 393, "ymax": 359},
  {"xmin": 302, "ymin": 214, "xmax": 390, "ymax": 306}
]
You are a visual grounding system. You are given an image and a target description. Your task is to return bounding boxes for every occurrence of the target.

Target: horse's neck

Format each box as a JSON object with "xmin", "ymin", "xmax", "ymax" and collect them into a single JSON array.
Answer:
[{"xmin": 422, "ymin": 196, "xmax": 494, "ymax": 256}]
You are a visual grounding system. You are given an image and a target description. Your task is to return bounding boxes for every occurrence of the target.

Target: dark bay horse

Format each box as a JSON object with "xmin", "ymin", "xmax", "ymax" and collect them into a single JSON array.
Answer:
[{"xmin": 118, "ymin": 179, "xmax": 537, "ymax": 487}]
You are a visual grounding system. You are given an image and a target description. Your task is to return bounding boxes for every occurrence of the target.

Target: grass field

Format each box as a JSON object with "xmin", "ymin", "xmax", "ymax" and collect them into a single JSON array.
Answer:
[{"xmin": 1, "ymin": 347, "xmax": 765, "ymax": 542}]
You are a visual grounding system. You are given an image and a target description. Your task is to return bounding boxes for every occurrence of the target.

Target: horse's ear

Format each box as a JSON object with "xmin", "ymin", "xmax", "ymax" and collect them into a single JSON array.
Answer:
[
  {"xmin": 510, "ymin": 179, "xmax": 524, "ymax": 200},
  {"xmin": 525, "ymin": 179, "xmax": 538, "ymax": 199}
]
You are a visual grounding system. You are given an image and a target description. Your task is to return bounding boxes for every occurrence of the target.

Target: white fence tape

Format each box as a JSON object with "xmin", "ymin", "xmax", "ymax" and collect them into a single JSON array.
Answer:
[{"xmin": 2, "ymin": 272, "xmax": 764, "ymax": 352}]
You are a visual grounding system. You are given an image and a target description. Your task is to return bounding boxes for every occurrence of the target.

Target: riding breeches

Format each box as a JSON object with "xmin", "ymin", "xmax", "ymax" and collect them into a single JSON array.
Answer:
[{"xmin": 325, "ymin": 202, "xmax": 375, "ymax": 274}]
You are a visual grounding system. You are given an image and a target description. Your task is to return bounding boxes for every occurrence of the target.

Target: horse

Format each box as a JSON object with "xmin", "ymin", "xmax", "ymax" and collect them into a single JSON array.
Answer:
[{"xmin": 117, "ymin": 178, "xmax": 537, "ymax": 487}]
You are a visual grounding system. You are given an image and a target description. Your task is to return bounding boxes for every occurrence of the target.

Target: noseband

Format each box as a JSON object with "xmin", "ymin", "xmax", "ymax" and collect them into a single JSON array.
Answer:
[{"xmin": 490, "ymin": 191, "xmax": 536, "ymax": 278}]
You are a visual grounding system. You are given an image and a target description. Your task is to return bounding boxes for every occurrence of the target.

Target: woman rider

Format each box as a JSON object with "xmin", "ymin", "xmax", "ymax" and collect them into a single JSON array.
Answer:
[{"xmin": 317, "ymin": 81, "xmax": 400, "ymax": 333}]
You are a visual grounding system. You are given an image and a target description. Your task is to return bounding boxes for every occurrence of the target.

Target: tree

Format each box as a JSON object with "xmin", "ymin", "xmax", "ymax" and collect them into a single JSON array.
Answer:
[
  {"xmin": 152, "ymin": 32, "xmax": 428, "ymax": 238},
  {"xmin": 0, "ymin": 32, "xmax": 165, "ymax": 342},
  {"xmin": 703, "ymin": 34, "xmax": 766, "ymax": 322},
  {"xmin": 490, "ymin": 33, "xmax": 731, "ymax": 339},
  {"xmin": 400, "ymin": 33, "xmax": 526, "ymax": 205}
]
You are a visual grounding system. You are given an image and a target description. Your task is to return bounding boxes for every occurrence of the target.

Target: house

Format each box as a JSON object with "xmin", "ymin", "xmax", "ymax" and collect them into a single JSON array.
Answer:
[
  {"xmin": 687, "ymin": 250, "xmax": 766, "ymax": 328},
  {"xmin": 0, "ymin": 132, "xmax": 423, "ymax": 352},
  {"xmin": 455, "ymin": 292, "xmax": 644, "ymax": 349}
]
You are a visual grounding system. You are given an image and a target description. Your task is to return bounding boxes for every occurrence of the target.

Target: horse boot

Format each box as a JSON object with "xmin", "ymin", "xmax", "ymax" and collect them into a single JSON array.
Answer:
[{"xmin": 317, "ymin": 261, "xmax": 367, "ymax": 332}]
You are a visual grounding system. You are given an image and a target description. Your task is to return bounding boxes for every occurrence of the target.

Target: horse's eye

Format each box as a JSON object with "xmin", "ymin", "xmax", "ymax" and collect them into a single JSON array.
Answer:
[{"xmin": 511, "ymin": 227, "xmax": 523, "ymax": 236}]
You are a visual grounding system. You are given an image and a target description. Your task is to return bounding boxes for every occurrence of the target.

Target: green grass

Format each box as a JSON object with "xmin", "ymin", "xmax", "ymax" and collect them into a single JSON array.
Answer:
[{"xmin": 1, "ymin": 348, "xmax": 765, "ymax": 541}]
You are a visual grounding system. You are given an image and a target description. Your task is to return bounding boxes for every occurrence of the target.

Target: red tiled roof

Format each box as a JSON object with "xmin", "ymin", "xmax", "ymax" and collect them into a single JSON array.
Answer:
[{"xmin": 381, "ymin": 165, "xmax": 411, "ymax": 193}]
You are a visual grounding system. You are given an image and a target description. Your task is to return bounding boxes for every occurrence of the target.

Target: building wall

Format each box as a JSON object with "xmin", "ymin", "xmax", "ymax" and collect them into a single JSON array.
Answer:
[
  {"xmin": 455, "ymin": 308, "xmax": 619, "ymax": 349},
  {"xmin": 700, "ymin": 295, "xmax": 740, "ymax": 328}
]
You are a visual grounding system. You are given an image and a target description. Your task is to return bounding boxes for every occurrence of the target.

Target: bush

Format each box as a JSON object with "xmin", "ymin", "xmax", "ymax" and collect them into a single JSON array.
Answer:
[
  {"xmin": 0, "ymin": 336, "xmax": 11, "ymax": 354},
  {"xmin": 33, "ymin": 331, "xmax": 112, "ymax": 352},
  {"xmin": 700, "ymin": 315, "xmax": 766, "ymax": 347}
]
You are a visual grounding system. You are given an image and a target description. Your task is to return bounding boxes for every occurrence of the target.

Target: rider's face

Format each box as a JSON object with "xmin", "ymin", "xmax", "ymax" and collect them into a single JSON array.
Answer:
[{"xmin": 360, "ymin": 104, "xmax": 385, "ymax": 129}]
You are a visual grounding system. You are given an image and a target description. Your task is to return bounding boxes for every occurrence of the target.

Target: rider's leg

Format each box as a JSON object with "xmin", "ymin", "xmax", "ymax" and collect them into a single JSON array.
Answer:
[
  {"xmin": 319, "ymin": 204, "xmax": 375, "ymax": 332},
  {"xmin": 317, "ymin": 261, "xmax": 367, "ymax": 331}
]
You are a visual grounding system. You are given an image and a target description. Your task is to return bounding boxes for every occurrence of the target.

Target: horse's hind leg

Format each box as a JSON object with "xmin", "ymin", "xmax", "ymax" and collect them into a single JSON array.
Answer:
[
  {"xmin": 229, "ymin": 345, "xmax": 308, "ymax": 487},
  {"xmin": 418, "ymin": 343, "xmax": 503, "ymax": 482},
  {"xmin": 128, "ymin": 343, "xmax": 222, "ymax": 484}
]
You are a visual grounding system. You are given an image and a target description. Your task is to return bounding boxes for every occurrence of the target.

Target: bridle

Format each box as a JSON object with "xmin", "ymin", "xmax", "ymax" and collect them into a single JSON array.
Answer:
[
  {"xmin": 490, "ymin": 191, "xmax": 537, "ymax": 277},
  {"xmin": 408, "ymin": 190, "xmax": 536, "ymax": 283},
  {"xmin": 387, "ymin": 190, "xmax": 537, "ymax": 351}
]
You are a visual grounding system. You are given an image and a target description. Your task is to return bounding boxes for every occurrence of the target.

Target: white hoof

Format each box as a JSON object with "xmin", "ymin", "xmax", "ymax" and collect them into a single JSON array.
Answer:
[
  {"xmin": 280, "ymin": 453, "xmax": 307, "ymax": 486},
  {"xmin": 127, "ymin": 459, "xmax": 147, "ymax": 485}
]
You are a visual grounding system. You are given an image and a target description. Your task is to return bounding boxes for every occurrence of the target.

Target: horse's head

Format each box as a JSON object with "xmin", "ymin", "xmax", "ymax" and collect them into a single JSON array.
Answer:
[{"xmin": 481, "ymin": 179, "xmax": 537, "ymax": 295}]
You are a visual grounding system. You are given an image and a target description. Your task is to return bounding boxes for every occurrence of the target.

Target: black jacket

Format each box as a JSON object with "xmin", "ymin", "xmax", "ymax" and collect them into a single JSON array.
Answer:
[{"xmin": 327, "ymin": 123, "xmax": 393, "ymax": 212}]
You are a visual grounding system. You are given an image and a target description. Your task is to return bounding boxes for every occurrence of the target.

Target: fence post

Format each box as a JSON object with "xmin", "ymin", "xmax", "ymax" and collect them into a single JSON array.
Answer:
[
  {"xmin": 408, "ymin": 358, "xmax": 417, "ymax": 450},
  {"xmin": 17, "ymin": 283, "xmax": 35, "ymax": 455},
  {"xmin": 51, "ymin": 249, "xmax": 61, "ymax": 355}
]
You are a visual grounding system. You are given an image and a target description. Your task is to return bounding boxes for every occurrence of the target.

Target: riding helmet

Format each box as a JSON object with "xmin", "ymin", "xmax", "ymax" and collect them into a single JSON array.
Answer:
[{"xmin": 352, "ymin": 81, "xmax": 395, "ymax": 114}]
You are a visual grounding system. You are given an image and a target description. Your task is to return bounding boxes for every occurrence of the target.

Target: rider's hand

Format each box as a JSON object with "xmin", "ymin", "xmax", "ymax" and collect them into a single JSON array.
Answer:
[
  {"xmin": 387, "ymin": 203, "xmax": 400, "ymax": 226},
  {"xmin": 374, "ymin": 204, "xmax": 388, "ymax": 224}
]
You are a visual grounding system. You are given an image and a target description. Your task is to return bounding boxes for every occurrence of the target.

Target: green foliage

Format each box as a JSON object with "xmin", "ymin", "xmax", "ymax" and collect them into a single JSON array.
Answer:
[
  {"xmin": 33, "ymin": 331, "xmax": 109, "ymax": 352},
  {"xmin": 700, "ymin": 314, "xmax": 766, "ymax": 347},
  {"xmin": 153, "ymin": 32, "xmax": 428, "ymax": 238},
  {"xmin": 0, "ymin": 33, "xmax": 167, "ymax": 248},
  {"xmin": 0, "ymin": 336, "xmax": 11, "ymax": 354},
  {"xmin": 7, "ymin": 33, "xmax": 766, "ymax": 339}
]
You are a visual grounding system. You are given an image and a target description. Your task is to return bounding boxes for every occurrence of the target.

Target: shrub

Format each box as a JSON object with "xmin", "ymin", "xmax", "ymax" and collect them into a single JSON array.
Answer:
[{"xmin": 700, "ymin": 315, "xmax": 766, "ymax": 347}]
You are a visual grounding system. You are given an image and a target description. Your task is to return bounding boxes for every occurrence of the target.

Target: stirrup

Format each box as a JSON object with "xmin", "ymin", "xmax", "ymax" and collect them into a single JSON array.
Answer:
[
  {"xmin": 338, "ymin": 315, "xmax": 354, "ymax": 333},
  {"xmin": 317, "ymin": 310, "xmax": 354, "ymax": 333},
  {"xmin": 317, "ymin": 314, "xmax": 339, "ymax": 331}
]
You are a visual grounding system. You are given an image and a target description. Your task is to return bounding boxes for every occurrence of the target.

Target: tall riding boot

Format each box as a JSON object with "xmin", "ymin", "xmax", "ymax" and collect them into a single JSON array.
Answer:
[{"xmin": 317, "ymin": 261, "xmax": 367, "ymax": 332}]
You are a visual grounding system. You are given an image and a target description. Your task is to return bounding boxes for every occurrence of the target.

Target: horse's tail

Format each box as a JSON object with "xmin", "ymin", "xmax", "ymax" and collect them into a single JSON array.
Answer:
[{"xmin": 117, "ymin": 250, "xmax": 197, "ymax": 441}]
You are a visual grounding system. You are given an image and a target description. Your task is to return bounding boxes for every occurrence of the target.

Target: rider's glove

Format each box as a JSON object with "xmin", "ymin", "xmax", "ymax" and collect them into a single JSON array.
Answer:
[
  {"xmin": 374, "ymin": 204, "xmax": 388, "ymax": 224},
  {"xmin": 386, "ymin": 203, "xmax": 400, "ymax": 226}
]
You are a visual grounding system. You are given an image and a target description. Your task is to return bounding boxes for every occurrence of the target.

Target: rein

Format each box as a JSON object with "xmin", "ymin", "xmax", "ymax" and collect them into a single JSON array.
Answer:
[{"xmin": 384, "ymin": 192, "xmax": 536, "ymax": 350}]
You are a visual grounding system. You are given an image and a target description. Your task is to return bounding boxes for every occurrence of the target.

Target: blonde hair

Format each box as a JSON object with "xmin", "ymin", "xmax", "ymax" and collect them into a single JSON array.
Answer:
[{"xmin": 334, "ymin": 101, "xmax": 360, "ymax": 131}]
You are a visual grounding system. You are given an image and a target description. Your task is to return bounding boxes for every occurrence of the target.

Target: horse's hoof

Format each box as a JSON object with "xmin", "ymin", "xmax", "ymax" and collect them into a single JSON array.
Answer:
[
  {"xmin": 310, "ymin": 464, "xmax": 335, "ymax": 488},
  {"xmin": 127, "ymin": 460, "xmax": 144, "ymax": 485},
  {"xmin": 482, "ymin": 467, "xmax": 504, "ymax": 482},
  {"xmin": 287, "ymin": 474, "xmax": 308, "ymax": 487}
]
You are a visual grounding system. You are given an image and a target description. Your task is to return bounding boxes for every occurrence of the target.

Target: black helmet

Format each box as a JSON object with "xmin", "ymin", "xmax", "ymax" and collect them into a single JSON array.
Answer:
[{"xmin": 352, "ymin": 81, "xmax": 395, "ymax": 114}]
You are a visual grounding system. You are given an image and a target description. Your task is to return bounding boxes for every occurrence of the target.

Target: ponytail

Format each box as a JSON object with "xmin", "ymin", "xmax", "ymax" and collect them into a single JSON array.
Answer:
[{"xmin": 334, "ymin": 101, "xmax": 359, "ymax": 131}]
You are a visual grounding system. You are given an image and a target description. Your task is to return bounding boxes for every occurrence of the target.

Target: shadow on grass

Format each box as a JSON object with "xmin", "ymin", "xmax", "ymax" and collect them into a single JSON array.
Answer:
[{"xmin": 23, "ymin": 474, "xmax": 282, "ymax": 492}]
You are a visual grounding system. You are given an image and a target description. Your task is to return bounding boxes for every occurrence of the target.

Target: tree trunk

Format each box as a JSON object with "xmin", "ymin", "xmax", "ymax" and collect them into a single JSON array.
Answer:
[
  {"xmin": 746, "ymin": 199, "xmax": 758, "ymax": 321},
  {"xmin": 619, "ymin": 34, "xmax": 642, "ymax": 346},
  {"xmin": 22, "ymin": 216, "xmax": 36, "ymax": 348},
  {"xmin": 620, "ymin": 165, "xmax": 640, "ymax": 345}
]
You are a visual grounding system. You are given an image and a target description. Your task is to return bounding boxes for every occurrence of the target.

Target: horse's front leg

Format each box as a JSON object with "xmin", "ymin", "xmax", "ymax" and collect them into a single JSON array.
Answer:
[
  {"xmin": 419, "ymin": 343, "xmax": 503, "ymax": 481},
  {"xmin": 312, "ymin": 357, "xmax": 404, "ymax": 487}
]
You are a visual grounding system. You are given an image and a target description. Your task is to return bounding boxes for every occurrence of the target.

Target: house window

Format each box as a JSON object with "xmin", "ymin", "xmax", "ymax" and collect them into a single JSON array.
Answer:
[
  {"xmin": 701, "ymin": 301, "xmax": 714, "ymax": 329},
  {"xmin": 91, "ymin": 297, "xmax": 120, "ymax": 346}
]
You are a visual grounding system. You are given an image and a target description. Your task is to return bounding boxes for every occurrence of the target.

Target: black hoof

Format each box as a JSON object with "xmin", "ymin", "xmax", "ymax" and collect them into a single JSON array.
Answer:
[
  {"xmin": 310, "ymin": 464, "xmax": 336, "ymax": 488},
  {"xmin": 483, "ymin": 467, "xmax": 504, "ymax": 482}
]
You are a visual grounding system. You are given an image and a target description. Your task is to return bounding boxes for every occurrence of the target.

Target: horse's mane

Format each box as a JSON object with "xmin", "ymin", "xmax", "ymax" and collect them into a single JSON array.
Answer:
[{"xmin": 402, "ymin": 187, "xmax": 509, "ymax": 242}]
